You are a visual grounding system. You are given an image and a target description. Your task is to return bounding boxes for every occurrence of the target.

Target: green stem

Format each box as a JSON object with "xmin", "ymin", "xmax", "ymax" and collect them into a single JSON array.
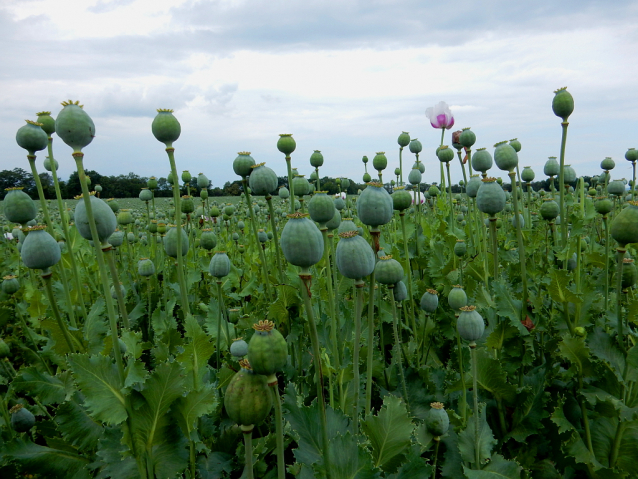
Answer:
[
  {"xmin": 242, "ymin": 179, "xmax": 272, "ymax": 301},
  {"xmin": 509, "ymin": 171, "xmax": 529, "ymax": 319},
  {"xmin": 616, "ymin": 246, "xmax": 627, "ymax": 348},
  {"xmin": 266, "ymin": 195, "xmax": 285, "ymax": 282},
  {"xmin": 216, "ymin": 281, "xmax": 224, "ymax": 369},
  {"xmin": 321, "ymin": 228, "xmax": 339, "ymax": 369},
  {"xmin": 270, "ymin": 380, "xmax": 286, "ymax": 479},
  {"xmin": 471, "ymin": 344, "xmax": 480, "ymax": 469},
  {"xmin": 42, "ymin": 273, "xmax": 76, "ymax": 353},
  {"xmin": 243, "ymin": 427, "xmax": 254, "ymax": 479},
  {"xmin": 558, "ymin": 122, "xmax": 570, "ymax": 249},
  {"xmin": 286, "ymin": 157, "xmax": 295, "ymax": 214},
  {"xmin": 352, "ymin": 281, "xmax": 364, "ymax": 434},
  {"xmin": 105, "ymin": 249, "xmax": 130, "ymax": 329},
  {"xmin": 431, "ymin": 439, "xmax": 440, "ymax": 479},
  {"xmin": 604, "ymin": 216, "xmax": 610, "ymax": 311},
  {"xmin": 390, "ymin": 287, "xmax": 410, "ymax": 411},
  {"xmin": 14, "ymin": 297, "xmax": 53, "ymax": 374},
  {"xmin": 489, "ymin": 218, "xmax": 499, "ymax": 280},
  {"xmin": 166, "ymin": 148, "xmax": 190, "ymax": 317},
  {"xmin": 456, "ymin": 324, "xmax": 467, "ymax": 425},
  {"xmin": 299, "ymin": 271, "xmax": 332, "ymax": 478},
  {"xmin": 365, "ymin": 230, "xmax": 381, "ymax": 416},
  {"xmin": 399, "ymin": 214, "xmax": 417, "ymax": 336}
]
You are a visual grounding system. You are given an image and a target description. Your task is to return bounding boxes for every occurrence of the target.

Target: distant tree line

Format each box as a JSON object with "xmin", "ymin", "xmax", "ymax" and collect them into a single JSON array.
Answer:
[{"xmin": 0, "ymin": 169, "xmax": 364, "ymax": 200}]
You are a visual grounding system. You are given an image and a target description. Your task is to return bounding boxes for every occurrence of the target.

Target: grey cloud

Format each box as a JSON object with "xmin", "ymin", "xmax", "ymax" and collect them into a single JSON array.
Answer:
[{"xmin": 88, "ymin": 0, "xmax": 136, "ymax": 14}]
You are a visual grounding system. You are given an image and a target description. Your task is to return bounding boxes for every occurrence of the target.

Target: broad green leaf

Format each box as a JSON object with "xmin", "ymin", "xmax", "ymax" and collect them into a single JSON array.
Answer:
[
  {"xmin": 548, "ymin": 268, "xmax": 582, "ymax": 304},
  {"xmin": 361, "ymin": 394, "xmax": 414, "ymax": 473},
  {"xmin": 124, "ymin": 359, "xmax": 148, "ymax": 390},
  {"xmin": 197, "ymin": 451, "xmax": 234, "ymax": 479},
  {"xmin": 440, "ymin": 427, "xmax": 464, "ymax": 479},
  {"xmin": 463, "ymin": 453, "xmax": 522, "ymax": 478},
  {"xmin": 3, "ymin": 438, "xmax": 91, "ymax": 479},
  {"xmin": 476, "ymin": 348, "xmax": 516, "ymax": 402},
  {"xmin": 458, "ymin": 404, "xmax": 497, "ymax": 467},
  {"xmin": 174, "ymin": 384, "xmax": 218, "ymax": 438},
  {"xmin": 389, "ymin": 444, "xmax": 432, "ymax": 478},
  {"xmin": 508, "ymin": 368, "xmax": 549, "ymax": 442},
  {"xmin": 485, "ymin": 322, "xmax": 519, "ymax": 351},
  {"xmin": 68, "ymin": 354, "xmax": 127, "ymax": 425},
  {"xmin": 42, "ymin": 317, "xmax": 87, "ymax": 355},
  {"xmin": 55, "ymin": 399, "xmax": 104, "ymax": 452},
  {"xmin": 176, "ymin": 315, "xmax": 215, "ymax": 388},
  {"xmin": 127, "ymin": 301, "xmax": 146, "ymax": 324},
  {"xmin": 12, "ymin": 367, "xmax": 73, "ymax": 405},
  {"xmin": 120, "ymin": 329, "xmax": 144, "ymax": 360},
  {"xmin": 327, "ymin": 432, "xmax": 378, "ymax": 479},
  {"xmin": 558, "ymin": 335, "xmax": 594, "ymax": 377},
  {"xmin": 283, "ymin": 383, "xmax": 349, "ymax": 467},
  {"xmin": 94, "ymin": 427, "xmax": 139, "ymax": 479},
  {"xmin": 588, "ymin": 329, "xmax": 625, "ymax": 382},
  {"xmin": 493, "ymin": 281, "xmax": 528, "ymax": 335},
  {"xmin": 626, "ymin": 345, "xmax": 638, "ymax": 382},
  {"xmin": 84, "ymin": 297, "xmax": 107, "ymax": 354}
]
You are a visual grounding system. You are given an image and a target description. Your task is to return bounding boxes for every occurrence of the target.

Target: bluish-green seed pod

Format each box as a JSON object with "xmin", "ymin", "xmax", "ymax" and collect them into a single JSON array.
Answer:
[
  {"xmin": 56, "ymin": 101, "xmax": 96, "ymax": 152},
  {"xmin": 426, "ymin": 402, "xmax": 449, "ymax": 437},
  {"xmin": 249, "ymin": 163, "xmax": 278, "ymax": 195},
  {"xmin": 277, "ymin": 134, "xmax": 296, "ymax": 156},
  {"xmin": 164, "ymin": 226, "xmax": 189, "ymax": 258},
  {"xmin": 138, "ymin": 258, "xmax": 155, "ymax": 276},
  {"xmin": 457, "ymin": 306, "xmax": 484, "ymax": 342},
  {"xmin": 75, "ymin": 195, "xmax": 117, "ymax": 243},
  {"xmin": 448, "ymin": 285, "xmax": 467, "ymax": 310},
  {"xmin": 420, "ymin": 289, "xmax": 439, "ymax": 313},
  {"xmin": 493, "ymin": 141, "xmax": 518, "ymax": 172},
  {"xmin": 151, "ymin": 109, "xmax": 180, "ymax": 147},
  {"xmin": 357, "ymin": 182, "xmax": 393, "ymax": 227},
  {"xmin": 392, "ymin": 187, "xmax": 412, "ymax": 211},
  {"xmin": 21, "ymin": 226, "xmax": 61, "ymax": 271},
  {"xmin": 472, "ymin": 148, "xmax": 492, "ymax": 174},
  {"xmin": 437, "ymin": 145, "xmax": 454, "ymax": 163},
  {"xmin": 247, "ymin": 320, "xmax": 288, "ymax": 377},
  {"xmin": 310, "ymin": 150, "xmax": 324, "ymax": 168},
  {"xmin": 460, "ymin": 128, "xmax": 476, "ymax": 148},
  {"xmin": 308, "ymin": 192, "xmax": 336, "ymax": 225},
  {"xmin": 544, "ymin": 157, "xmax": 559, "ymax": 177},
  {"xmin": 398, "ymin": 131, "xmax": 410, "ymax": 147},
  {"xmin": 476, "ymin": 178, "xmax": 506, "ymax": 216},
  {"xmin": 336, "ymin": 230, "xmax": 375, "ymax": 280},
  {"xmin": 409, "ymin": 138, "xmax": 422, "ymax": 154},
  {"xmin": 233, "ymin": 152, "xmax": 255, "ymax": 178},
  {"xmin": 3, "ymin": 188, "xmax": 37, "ymax": 225},
  {"xmin": 16, "ymin": 120, "xmax": 48, "ymax": 155},
  {"xmin": 374, "ymin": 255, "xmax": 404, "ymax": 285},
  {"xmin": 209, "ymin": 251, "xmax": 231, "ymax": 277},
  {"xmin": 552, "ymin": 87, "xmax": 574, "ymax": 121},
  {"xmin": 280, "ymin": 213, "xmax": 324, "ymax": 268}
]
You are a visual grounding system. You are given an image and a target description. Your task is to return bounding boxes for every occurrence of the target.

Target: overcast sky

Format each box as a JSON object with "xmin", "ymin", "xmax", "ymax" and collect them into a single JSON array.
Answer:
[{"xmin": 1, "ymin": 0, "xmax": 638, "ymax": 188}]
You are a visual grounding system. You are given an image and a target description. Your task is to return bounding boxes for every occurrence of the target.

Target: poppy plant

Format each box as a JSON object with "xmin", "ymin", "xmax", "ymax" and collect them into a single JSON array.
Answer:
[{"xmin": 426, "ymin": 101, "xmax": 455, "ymax": 129}]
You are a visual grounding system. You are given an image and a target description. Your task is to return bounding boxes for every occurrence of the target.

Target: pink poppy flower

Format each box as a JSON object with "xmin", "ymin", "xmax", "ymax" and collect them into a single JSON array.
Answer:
[{"xmin": 425, "ymin": 101, "xmax": 455, "ymax": 129}]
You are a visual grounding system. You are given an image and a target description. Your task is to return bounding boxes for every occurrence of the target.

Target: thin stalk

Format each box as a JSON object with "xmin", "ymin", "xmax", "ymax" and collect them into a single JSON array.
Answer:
[
  {"xmin": 399, "ymin": 147, "xmax": 404, "ymax": 186},
  {"xmin": 365, "ymin": 229, "xmax": 381, "ymax": 415},
  {"xmin": 266, "ymin": 195, "xmax": 285, "ymax": 282},
  {"xmin": 105, "ymin": 249, "xmax": 130, "ymax": 329},
  {"xmin": 456, "ymin": 323, "xmax": 467, "ymax": 424},
  {"xmin": 489, "ymin": 218, "xmax": 499, "ymax": 279},
  {"xmin": 243, "ymin": 426, "xmax": 254, "ymax": 479},
  {"xmin": 470, "ymin": 343, "xmax": 480, "ymax": 469},
  {"xmin": 399, "ymin": 213, "xmax": 417, "ymax": 335},
  {"xmin": 390, "ymin": 287, "xmax": 410, "ymax": 410},
  {"xmin": 286, "ymin": 157, "xmax": 295, "ymax": 214},
  {"xmin": 558, "ymin": 122, "xmax": 570, "ymax": 249},
  {"xmin": 615, "ymin": 246, "xmax": 627, "ymax": 348},
  {"xmin": 166, "ymin": 148, "xmax": 190, "ymax": 316},
  {"xmin": 269, "ymin": 380, "xmax": 286, "ymax": 479},
  {"xmin": 509, "ymin": 171, "xmax": 529, "ymax": 319},
  {"xmin": 242, "ymin": 179, "xmax": 272, "ymax": 301},
  {"xmin": 216, "ymin": 281, "xmax": 224, "ymax": 369},
  {"xmin": 604, "ymin": 216, "xmax": 610, "ymax": 311},
  {"xmin": 14, "ymin": 297, "xmax": 53, "ymax": 374},
  {"xmin": 445, "ymin": 162, "xmax": 454, "ymax": 228},
  {"xmin": 321, "ymin": 228, "xmax": 339, "ymax": 368},
  {"xmin": 431, "ymin": 439, "xmax": 441, "ymax": 479},
  {"xmin": 352, "ymin": 281, "xmax": 365, "ymax": 434},
  {"xmin": 42, "ymin": 273, "xmax": 76, "ymax": 353},
  {"xmin": 299, "ymin": 271, "xmax": 332, "ymax": 478}
]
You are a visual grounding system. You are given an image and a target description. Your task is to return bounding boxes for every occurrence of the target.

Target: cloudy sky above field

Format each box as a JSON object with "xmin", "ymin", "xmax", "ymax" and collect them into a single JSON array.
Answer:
[{"xmin": 1, "ymin": 0, "xmax": 638, "ymax": 187}]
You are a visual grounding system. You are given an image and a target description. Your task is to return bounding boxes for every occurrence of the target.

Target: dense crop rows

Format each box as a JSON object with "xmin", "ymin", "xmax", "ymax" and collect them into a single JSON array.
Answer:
[{"xmin": 0, "ymin": 91, "xmax": 637, "ymax": 478}]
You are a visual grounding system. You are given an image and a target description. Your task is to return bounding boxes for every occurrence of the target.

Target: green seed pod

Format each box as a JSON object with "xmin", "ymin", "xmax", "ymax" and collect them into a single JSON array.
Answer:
[
  {"xmin": 308, "ymin": 192, "xmax": 336, "ymax": 225},
  {"xmin": 392, "ymin": 187, "xmax": 412, "ymax": 211},
  {"xmin": 43, "ymin": 157, "xmax": 58, "ymax": 172},
  {"xmin": 336, "ymin": 230, "xmax": 375, "ymax": 280},
  {"xmin": 552, "ymin": 87, "xmax": 574, "ymax": 122},
  {"xmin": 200, "ymin": 229, "xmax": 217, "ymax": 250},
  {"xmin": 374, "ymin": 255, "xmax": 404, "ymax": 285},
  {"xmin": 247, "ymin": 320, "xmax": 288, "ymax": 377},
  {"xmin": 249, "ymin": 163, "xmax": 278, "ymax": 195},
  {"xmin": 373, "ymin": 152, "xmax": 388, "ymax": 172},
  {"xmin": 278, "ymin": 186, "xmax": 290, "ymax": 199},
  {"xmin": 117, "ymin": 209, "xmax": 134, "ymax": 225},
  {"xmin": 540, "ymin": 199, "xmax": 559, "ymax": 220},
  {"xmin": 428, "ymin": 185, "xmax": 440, "ymax": 197},
  {"xmin": 325, "ymin": 209, "xmax": 341, "ymax": 231},
  {"xmin": 36, "ymin": 111, "xmax": 56, "ymax": 136},
  {"xmin": 414, "ymin": 161, "xmax": 425, "ymax": 174},
  {"xmin": 393, "ymin": 280, "xmax": 408, "ymax": 301},
  {"xmin": 608, "ymin": 180, "xmax": 625, "ymax": 197},
  {"xmin": 437, "ymin": 145, "xmax": 454, "ymax": 163},
  {"xmin": 362, "ymin": 172, "xmax": 372, "ymax": 183},
  {"xmin": 164, "ymin": 226, "xmax": 189, "ymax": 258},
  {"xmin": 107, "ymin": 199, "xmax": 120, "ymax": 213},
  {"xmin": 196, "ymin": 172, "xmax": 209, "ymax": 189},
  {"xmin": 626, "ymin": 148, "xmax": 638, "ymax": 162},
  {"xmin": 257, "ymin": 229, "xmax": 268, "ymax": 243},
  {"xmin": 457, "ymin": 306, "xmax": 484, "ymax": 342},
  {"xmin": 476, "ymin": 178, "xmax": 506, "ymax": 216},
  {"xmin": 357, "ymin": 182, "xmax": 393, "ymax": 227},
  {"xmin": 509, "ymin": 138, "xmax": 522, "ymax": 153},
  {"xmin": 601, "ymin": 157, "xmax": 615, "ymax": 171},
  {"xmin": 338, "ymin": 218, "xmax": 357, "ymax": 234},
  {"xmin": 3, "ymin": 188, "xmax": 37, "ymax": 225},
  {"xmin": 138, "ymin": 258, "xmax": 155, "ymax": 277},
  {"xmin": 310, "ymin": 150, "xmax": 324, "ymax": 168},
  {"xmin": 454, "ymin": 240, "xmax": 466, "ymax": 257},
  {"xmin": 460, "ymin": 128, "xmax": 476, "ymax": 148},
  {"xmin": 567, "ymin": 253, "xmax": 577, "ymax": 271},
  {"xmin": 420, "ymin": 289, "xmax": 439, "ymax": 313},
  {"xmin": 181, "ymin": 196, "xmax": 195, "ymax": 214},
  {"xmin": 466, "ymin": 176, "xmax": 481, "ymax": 198},
  {"xmin": 1, "ymin": 275, "xmax": 20, "ymax": 295},
  {"xmin": 544, "ymin": 157, "xmax": 559, "ymax": 177},
  {"xmin": 75, "ymin": 195, "xmax": 119, "ymax": 243},
  {"xmin": 493, "ymin": 141, "xmax": 518, "ymax": 172},
  {"xmin": 224, "ymin": 359, "xmax": 273, "ymax": 427},
  {"xmin": 147, "ymin": 177, "xmax": 158, "ymax": 189},
  {"xmin": 426, "ymin": 402, "xmax": 449, "ymax": 437},
  {"xmin": 409, "ymin": 138, "xmax": 422, "ymax": 154},
  {"xmin": 334, "ymin": 197, "xmax": 346, "ymax": 211},
  {"xmin": 611, "ymin": 202, "xmax": 638, "ymax": 247},
  {"xmin": 21, "ymin": 226, "xmax": 61, "ymax": 271},
  {"xmin": 622, "ymin": 258, "xmax": 637, "ymax": 289},
  {"xmin": 16, "ymin": 120, "xmax": 48, "ymax": 155},
  {"xmin": 448, "ymin": 285, "xmax": 467, "ymax": 310},
  {"xmin": 521, "ymin": 166, "xmax": 535, "ymax": 182},
  {"xmin": 397, "ymin": 131, "xmax": 410, "ymax": 147},
  {"xmin": 563, "ymin": 165, "xmax": 577, "ymax": 184},
  {"xmin": 209, "ymin": 251, "xmax": 231, "ymax": 277},
  {"xmin": 292, "ymin": 176, "xmax": 311, "ymax": 197},
  {"xmin": 408, "ymin": 168, "xmax": 422, "ymax": 185},
  {"xmin": 233, "ymin": 152, "xmax": 256, "ymax": 178},
  {"xmin": 10, "ymin": 404, "xmax": 35, "ymax": 433},
  {"xmin": 472, "ymin": 148, "xmax": 492, "ymax": 174},
  {"xmin": 595, "ymin": 197, "xmax": 613, "ymax": 215},
  {"xmin": 280, "ymin": 213, "xmax": 324, "ymax": 268},
  {"xmin": 127, "ymin": 232, "xmax": 136, "ymax": 243},
  {"xmin": 139, "ymin": 188, "xmax": 153, "ymax": 202},
  {"xmin": 231, "ymin": 338, "xmax": 248, "ymax": 357},
  {"xmin": 277, "ymin": 134, "xmax": 296, "ymax": 156},
  {"xmin": 109, "ymin": 230, "xmax": 124, "ymax": 247},
  {"xmin": 151, "ymin": 109, "xmax": 180, "ymax": 147},
  {"xmin": 362, "ymin": 155, "xmax": 369, "ymax": 164},
  {"xmin": 55, "ymin": 101, "xmax": 96, "ymax": 152},
  {"xmin": 181, "ymin": 170, "xmax": 191, "ymax": 184}
]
